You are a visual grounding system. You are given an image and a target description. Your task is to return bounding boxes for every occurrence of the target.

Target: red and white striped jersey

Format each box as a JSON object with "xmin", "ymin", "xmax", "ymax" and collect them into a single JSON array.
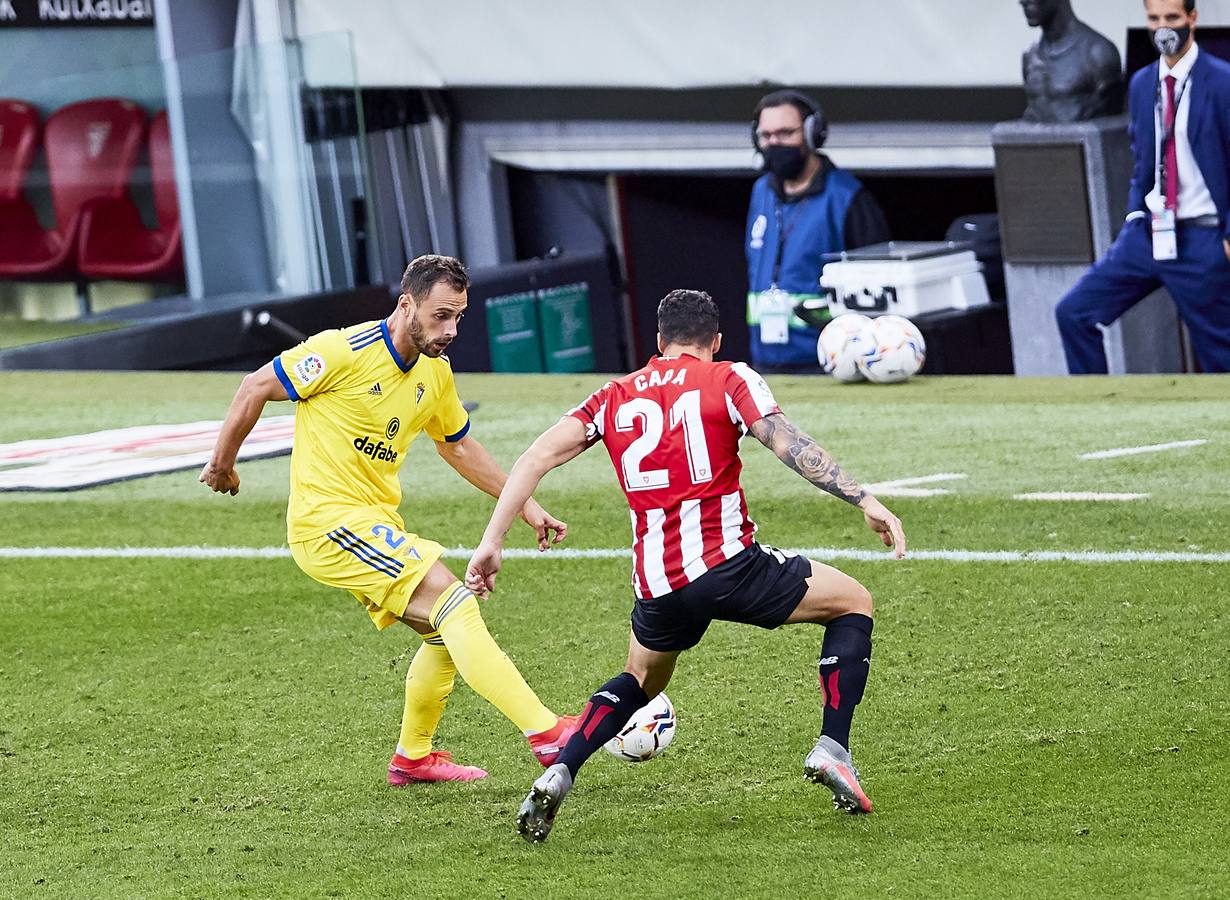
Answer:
[{"xmin": 568, "ymin": 354, "xmax": 782, "ymax": 599}]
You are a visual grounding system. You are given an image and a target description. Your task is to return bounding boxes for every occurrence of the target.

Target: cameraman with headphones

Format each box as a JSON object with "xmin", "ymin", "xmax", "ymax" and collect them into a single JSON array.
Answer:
[{"xmin": 746, "ymin": 90, "xmax": 889, "ymax": 371}]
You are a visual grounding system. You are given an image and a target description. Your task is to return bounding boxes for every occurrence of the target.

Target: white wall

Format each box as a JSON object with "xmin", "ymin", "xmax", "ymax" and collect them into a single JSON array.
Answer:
[{"xmin": 291, "ymin": 0, "xmax": 1230, "ymax": 89}]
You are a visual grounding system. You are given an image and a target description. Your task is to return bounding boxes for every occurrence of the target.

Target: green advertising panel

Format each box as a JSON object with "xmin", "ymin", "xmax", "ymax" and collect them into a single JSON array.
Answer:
[
  {"xmin": 538, "ymin": 282, "xmax": 595, "ymax": 373},
  {"xmin": 485, "ymin": 290, "xmax": 544, "ymax": 373}
]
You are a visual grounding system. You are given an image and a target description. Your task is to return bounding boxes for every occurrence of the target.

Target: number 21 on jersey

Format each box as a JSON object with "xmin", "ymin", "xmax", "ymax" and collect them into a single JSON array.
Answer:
[{"xmin": 615, "ymin": 390, "xmax": 712, "ymax": 491}]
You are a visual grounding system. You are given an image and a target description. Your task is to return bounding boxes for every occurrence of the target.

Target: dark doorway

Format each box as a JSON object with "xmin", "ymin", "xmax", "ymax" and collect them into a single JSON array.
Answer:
[{"xmin": 614, "ymin": 171, "xmax": 998, "ymax": 363}]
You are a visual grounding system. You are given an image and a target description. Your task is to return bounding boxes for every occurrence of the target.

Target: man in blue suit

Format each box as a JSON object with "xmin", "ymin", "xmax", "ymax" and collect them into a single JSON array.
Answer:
[{"xmin": 1055, "ymin": 0, "xmax": 1230, "ymax": 374}]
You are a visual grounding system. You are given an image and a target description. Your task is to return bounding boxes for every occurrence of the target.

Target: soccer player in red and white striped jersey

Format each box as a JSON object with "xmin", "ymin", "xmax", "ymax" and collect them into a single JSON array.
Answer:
[
  {"xmin": 568, "ymin": 345, "xmax": 783, "ymax": 601},
  {"xmin": 466, "ymin": 289, "xmax": 906, "ymax": 842}
]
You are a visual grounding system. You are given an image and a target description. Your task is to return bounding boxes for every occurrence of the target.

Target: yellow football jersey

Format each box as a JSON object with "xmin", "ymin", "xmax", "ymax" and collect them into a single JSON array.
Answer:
[{"xmin": 273, "ymin": 319, "xmax": 470, "ymax": 543}]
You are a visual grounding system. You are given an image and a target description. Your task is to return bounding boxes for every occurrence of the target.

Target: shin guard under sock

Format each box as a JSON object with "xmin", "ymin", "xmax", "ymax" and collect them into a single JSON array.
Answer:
[
  {"xmin": 556, "ymin": 672, "xmax": 649, "ymax": 779},
  {"xmin": 818, "ymin": 613, "xmax": 873, "ymax": 751}
]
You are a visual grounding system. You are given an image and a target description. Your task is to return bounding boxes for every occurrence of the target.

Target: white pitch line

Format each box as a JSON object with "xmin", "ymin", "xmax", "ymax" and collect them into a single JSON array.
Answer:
[
  {"xmin": 866, "ymin": 488, "xmax": 954, "ymax": 498},
  {"xmin": 1014, "ymin": 492, "xmax": 1150, "ymax": 502},
  {"xmin": 1078, "ymin": 439, "xmax": 1208, "ymax": 460},
  {"xmin": 3, "ymin": 546, "xmax": 1230, "ymax": 564},
  {"xmin": 863, "ymin": 472, "xmax": 967, "ymax": 498},
  {"xmin": 864, "ymin": 473, "xmax": 968, "ymax": 489}
]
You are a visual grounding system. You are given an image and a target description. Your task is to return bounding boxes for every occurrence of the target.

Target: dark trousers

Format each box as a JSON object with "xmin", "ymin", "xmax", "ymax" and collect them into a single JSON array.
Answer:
[{"xmin": 1055, "ymin": 219, "xmax": 1230, "ymax": 374}]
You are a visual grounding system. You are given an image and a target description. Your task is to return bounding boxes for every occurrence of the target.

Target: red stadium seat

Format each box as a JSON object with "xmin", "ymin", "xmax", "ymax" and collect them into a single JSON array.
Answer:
[
  {"xmin": 0, "ymin": 98, "xmax": 145, "ymax": 279},
  {"xmin": 0, "ymin": 100, "xmax": 39, "ymax": 202},
  {"xmin": 79, "ymin": 110, "xmax": 184, "ymax": 282}
]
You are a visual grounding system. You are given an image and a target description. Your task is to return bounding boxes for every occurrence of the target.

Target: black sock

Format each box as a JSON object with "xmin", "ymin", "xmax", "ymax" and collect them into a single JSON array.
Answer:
[
  {"xmin": 818, "ymin": 613, "xmax": 873, "ymax": 751},
  {"xmin": 557, "ymin": 672, "xmax": 649, "ymax": 779}
]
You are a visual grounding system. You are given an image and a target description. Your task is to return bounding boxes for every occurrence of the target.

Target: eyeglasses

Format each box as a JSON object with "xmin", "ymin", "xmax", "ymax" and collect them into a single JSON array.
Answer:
[{"xmin": 756, "ymin": 126, "xmax": 802, "ymax": 144}]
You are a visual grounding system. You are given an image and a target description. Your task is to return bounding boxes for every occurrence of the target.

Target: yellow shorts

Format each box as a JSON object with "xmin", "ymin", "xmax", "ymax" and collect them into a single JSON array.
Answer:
[{"xmin": 290, "ymin": 514, "xmax": 445, "ymax": 631}]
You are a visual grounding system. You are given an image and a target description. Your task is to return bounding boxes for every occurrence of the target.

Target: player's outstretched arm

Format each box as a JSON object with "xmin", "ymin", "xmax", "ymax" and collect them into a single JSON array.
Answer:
[
  {"xmin": 199, "ymin": 362, "xmax": 288, "ymax": 496},
  {"xmin": 465, "ymin": 417, "xmax": 590, "ymax": 597},
  {"xmin": 749, "ymin": 412, "xmax": 906, "ymax": 558}
]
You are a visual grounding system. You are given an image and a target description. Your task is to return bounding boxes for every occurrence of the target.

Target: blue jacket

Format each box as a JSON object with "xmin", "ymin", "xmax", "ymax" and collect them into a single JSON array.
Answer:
[
  {"xmin": 1127, "ymin": 48, "xmax": 1230, "ymax": 240},
  {"xmin": 745, "ymin": 166, "xmax": 864, "ymax": 368}
]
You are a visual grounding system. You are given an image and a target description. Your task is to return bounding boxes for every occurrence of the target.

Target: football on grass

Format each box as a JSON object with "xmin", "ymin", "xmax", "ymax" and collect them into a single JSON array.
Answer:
[
  {"xmin": 858, "ymin": 314, "xmax": 926, "ymax": 383},
  {"xmin": 817, "ymin": 314, "xmax": 875, "ymax": 383},
  {"xmin": 604, "ymin": 693, "xmax": 676, "ymax": 762}
]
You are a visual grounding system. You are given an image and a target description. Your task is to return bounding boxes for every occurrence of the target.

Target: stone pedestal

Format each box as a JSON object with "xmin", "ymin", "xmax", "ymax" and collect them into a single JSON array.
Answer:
[{"xmin": 992, "ymin": 116, "xmax": 1184, "ymax": 375}]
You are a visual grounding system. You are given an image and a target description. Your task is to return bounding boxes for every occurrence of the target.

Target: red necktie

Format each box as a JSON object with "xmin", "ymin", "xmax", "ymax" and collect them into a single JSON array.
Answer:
[{"xmin": 1164, "ymin": 74, "xmax": 1180, "ymax": 214}]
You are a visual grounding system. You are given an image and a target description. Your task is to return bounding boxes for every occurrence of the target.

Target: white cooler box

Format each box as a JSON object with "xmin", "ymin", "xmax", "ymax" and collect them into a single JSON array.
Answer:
[{"xmin": 820, "ymin": 241, "xmax": 990, "ymax": 317}]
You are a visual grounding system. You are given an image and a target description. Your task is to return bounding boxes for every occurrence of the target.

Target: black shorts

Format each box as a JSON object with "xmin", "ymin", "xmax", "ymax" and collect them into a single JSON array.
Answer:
[{"xmin": 631, "ymin": 543, "xmax": 812, "ymax": 652}]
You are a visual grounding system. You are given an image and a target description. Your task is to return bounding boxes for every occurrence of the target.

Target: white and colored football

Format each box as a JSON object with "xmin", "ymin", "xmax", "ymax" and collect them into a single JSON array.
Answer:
[
  {"xmin": 604, "ymin": 692, "xmax": 676, "ymax": 762},
  {"xmin": 817, "ymin": 313, "xmax": 875, "ymax": 383},
  {"xmin": 858, "ymin": 315, "xmax": 926, "ymax": 384}
]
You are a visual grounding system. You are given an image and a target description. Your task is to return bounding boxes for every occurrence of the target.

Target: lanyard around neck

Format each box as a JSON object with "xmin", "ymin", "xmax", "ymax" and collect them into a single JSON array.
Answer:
[{"xmin": 771, "ymin": 199, "xmax": 805, "ymax": 288}]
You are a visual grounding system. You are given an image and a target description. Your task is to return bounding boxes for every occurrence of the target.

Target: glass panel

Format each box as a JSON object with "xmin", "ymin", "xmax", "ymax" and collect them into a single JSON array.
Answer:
[{"xmin": 0, "ymin": 30, "xmax": 368, "ymax": 333}]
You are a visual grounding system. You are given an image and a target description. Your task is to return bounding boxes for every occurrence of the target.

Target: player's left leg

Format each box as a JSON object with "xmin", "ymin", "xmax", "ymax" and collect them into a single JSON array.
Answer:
[
  {"xmin": 556, "ymin": 631, "xmax": 679, "ymax": 780},
  {"xmin": 710, "ymin": 545, "xmax": 874, "ymax": 812},
  {"xmin": 518, "ymin": 632, "xmax": 680, "ymax": 843},
  {"xmin": 386, "ymin": 635, "xmax": 490, "ymax": 784},
  {"xmin": 400, "ymin": 562, "xmax": 576, "ymax": 765},
  {"xmin": 785, "ymin": 559, "xmax": 874, "ymax": 813}
]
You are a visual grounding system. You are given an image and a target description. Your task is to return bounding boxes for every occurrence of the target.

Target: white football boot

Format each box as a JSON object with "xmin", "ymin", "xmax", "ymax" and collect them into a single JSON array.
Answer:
[
  {"xmin": 803, "ymin": 735, "xmax": 873, "ymax": 814},
  {"xmin": 516, "ymin": 763, "xmax": 574, "ymax": 843}
]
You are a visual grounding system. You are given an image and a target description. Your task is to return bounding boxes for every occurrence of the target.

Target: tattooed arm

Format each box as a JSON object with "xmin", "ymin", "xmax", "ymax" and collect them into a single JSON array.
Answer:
[
  {"xmin": 748, "ymin": 413, "xmax": 867, "ymax": 505},
  {"xmin": 748, "ymin": 413, "xmax": 906, "ymax": 557}
]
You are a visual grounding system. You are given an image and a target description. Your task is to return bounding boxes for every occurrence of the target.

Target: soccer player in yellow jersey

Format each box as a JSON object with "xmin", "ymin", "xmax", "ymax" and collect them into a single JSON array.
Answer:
[{"xmin": 199, "ymin": 255, "xmax": 577, "ymax": 783}]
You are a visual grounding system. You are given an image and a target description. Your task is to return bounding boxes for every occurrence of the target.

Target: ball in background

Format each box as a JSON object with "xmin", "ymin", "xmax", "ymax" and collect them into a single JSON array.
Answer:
[
  {"xmin": 604, "ymin": 692, "xmax": 676, "ymax": 762},
  {"xmin": 858, "ymin": 314, "xmax": 926, "ymax": 383},
  {"xmin": 817, "ymin": 313, "xmax": 875, "ymax": 383}
]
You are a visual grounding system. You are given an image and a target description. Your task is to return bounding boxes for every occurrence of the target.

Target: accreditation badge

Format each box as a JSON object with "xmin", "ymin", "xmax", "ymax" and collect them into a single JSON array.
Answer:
[
  {"xmin": 1152, "ymin": 209, "xmax": 1178, "ymax": 261},
  {"xmin": 759, "ymin": 286, "xmax": 791, "ymax": 345}
]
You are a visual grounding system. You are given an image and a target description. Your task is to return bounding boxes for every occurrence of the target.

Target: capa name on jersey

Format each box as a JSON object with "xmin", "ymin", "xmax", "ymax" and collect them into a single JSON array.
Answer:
[
  {"xmin": 634, "ymin": 368, "xmax": 688, "ymax": 391},
  {"xmin": 353, "ymin": 436, "xmax": 398, "ymax": 462}
]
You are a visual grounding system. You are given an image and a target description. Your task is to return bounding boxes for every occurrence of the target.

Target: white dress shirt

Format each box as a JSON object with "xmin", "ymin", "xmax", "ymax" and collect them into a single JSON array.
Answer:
[{"xmin": 1145, "ymin": 43, "xmax": 1218, "ymax": 219}]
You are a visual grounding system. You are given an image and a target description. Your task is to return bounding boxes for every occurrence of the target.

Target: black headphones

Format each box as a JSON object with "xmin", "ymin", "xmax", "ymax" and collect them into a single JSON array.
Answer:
[{"xmin": 751, "ymin": 89, "xmax": 828, "ymax": 155}]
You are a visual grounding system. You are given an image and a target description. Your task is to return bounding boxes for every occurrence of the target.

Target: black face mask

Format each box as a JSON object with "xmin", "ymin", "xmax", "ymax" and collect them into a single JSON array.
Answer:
[
  {"xmin": 1152, "ymin": 25, "xmax": 1192, "ymax": 57},
  {"xmin": 762, "ymin": 144, "xmax": 809, "ymax": 182}
]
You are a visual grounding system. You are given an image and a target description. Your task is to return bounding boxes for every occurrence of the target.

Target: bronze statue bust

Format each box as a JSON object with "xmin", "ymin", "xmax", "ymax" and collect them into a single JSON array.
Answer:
[{"xmin": 1020, "ymin": 0, "xmax": 1124, "ymax": 122}]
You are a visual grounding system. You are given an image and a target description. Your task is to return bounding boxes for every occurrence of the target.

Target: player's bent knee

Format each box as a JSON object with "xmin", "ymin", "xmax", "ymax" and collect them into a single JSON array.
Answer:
[
  {"xmin": 819, "ymin": 580, "xmax": 872, "ymax": 620},
  {"xmin": 849, "ymin": 582, "xmax": 874, "ymax": 618},
  {"xmin": 400, "ymin": 562, "xmax": 465, "ymax": 633},
  {"xmin": 789, "ymin": 561, "xmax": 873, "ymax": 624}
]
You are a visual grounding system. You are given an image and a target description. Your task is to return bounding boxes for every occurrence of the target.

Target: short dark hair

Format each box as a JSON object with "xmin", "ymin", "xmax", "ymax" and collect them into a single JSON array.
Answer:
[
  {"xmin": 1147, "ymin": 0, "xmax": 1197, "ymax": 12},
  {"xmin": 401, "ymin": 254, "xmax": 469, "ymax": 301},
  {"xmin": 658, "ymin": 289, "xmax": 719, "ymax": 346},
  {"xmin": 753, "ymin": 89, "xmax": 817, "ymax": 126}
]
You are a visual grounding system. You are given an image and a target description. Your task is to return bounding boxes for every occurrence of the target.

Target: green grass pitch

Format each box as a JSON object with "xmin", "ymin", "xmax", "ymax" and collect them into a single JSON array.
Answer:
[{"xmin": 2, "ymin": 371, "xmax": 1229, "ymax": 898}]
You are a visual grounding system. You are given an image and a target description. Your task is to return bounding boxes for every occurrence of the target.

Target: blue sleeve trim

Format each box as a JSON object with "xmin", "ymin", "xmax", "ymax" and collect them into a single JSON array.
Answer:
[
  {"xmin": 444, "ymin": 418, "xmax": 471, "ymax": 443},
  {"xmin": 272, "ymin": 357, "xmax": 301, "ymax": 401}
]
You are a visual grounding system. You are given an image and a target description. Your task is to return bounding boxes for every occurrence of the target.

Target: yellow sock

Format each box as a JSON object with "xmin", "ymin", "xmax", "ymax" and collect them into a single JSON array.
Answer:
[
  {"xmin": 430, "ymin": 581, "xmax": 556, "ymax": 735},
  {"xmin": 396, "ymin": 630, "xmax": 456, "ymax": 759}
]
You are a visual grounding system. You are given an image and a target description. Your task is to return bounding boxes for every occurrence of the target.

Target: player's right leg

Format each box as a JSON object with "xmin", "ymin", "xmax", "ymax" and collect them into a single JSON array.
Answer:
[
  {"xmin": 400, "ymin": 562, "xmax": 577, "ymax": 767},
  {"xmin": 290, "ymin": 520, "xmax": 488, "ymax": 783},
  {"xmin": 786, "ymin": 560, "xmax": 875, "ymax": 813},
  {"xmin": 518, "ymin": 599, "xmax": 695, "ymax": 843}
]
